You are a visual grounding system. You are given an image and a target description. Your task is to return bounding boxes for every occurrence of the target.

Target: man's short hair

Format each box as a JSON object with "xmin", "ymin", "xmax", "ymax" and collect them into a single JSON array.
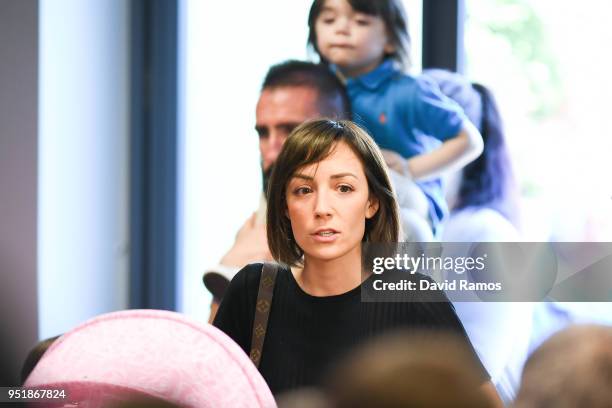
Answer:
[
  {"xmin": 262, "ymin": 60, "xmax": 351, "ymax": 120},
  {"xmin": 515, "ymin": 324, "xmax": 612, "ymax": 408}
]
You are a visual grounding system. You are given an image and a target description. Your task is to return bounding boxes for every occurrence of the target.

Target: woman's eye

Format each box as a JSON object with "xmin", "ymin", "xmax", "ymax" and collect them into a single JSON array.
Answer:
[
  {"xmin": 294, "ymin": 186, "xmax": 312, "ymax": 195},
  {"xmin": 322, "ymin": 18, "xmax": 335, "ymax": 24},
  {"xmin": 338, "ymin": 184, "xmax": 354, "ymax": 193},
  {"xmin": 355, "ymin": 19, "xmax": 370, "ymax": 26}
]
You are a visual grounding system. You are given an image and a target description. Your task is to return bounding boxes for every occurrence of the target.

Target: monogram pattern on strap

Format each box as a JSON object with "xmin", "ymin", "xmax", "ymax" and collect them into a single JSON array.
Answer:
[{"xmin": 249, "ymin": 262, "xmax": 278, "ymax": 368}]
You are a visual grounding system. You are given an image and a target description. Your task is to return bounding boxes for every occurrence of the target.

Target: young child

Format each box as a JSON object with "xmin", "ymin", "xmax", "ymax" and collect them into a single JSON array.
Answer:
[{"xmin": 307, "ymin": 0, "xmax": 483, "ymax": 239}]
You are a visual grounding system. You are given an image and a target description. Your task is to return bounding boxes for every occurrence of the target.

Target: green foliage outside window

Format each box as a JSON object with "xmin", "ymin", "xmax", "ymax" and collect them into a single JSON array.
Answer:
[{"xmin": 468, "ymin": 0, "xmax": 563, "ymax": 120}]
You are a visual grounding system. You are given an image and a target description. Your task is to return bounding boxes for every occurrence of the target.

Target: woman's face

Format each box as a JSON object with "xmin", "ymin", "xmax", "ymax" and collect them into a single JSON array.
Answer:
[{"xmin": 285, "ymin": 141, "xmax": 379, "ymax": 264}]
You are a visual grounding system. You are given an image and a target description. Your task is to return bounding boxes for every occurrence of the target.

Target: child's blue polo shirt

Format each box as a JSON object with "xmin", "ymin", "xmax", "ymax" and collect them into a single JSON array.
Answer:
[{"xmin": 343, "ymin": 59, "xmax": 467, "ymax": 230}]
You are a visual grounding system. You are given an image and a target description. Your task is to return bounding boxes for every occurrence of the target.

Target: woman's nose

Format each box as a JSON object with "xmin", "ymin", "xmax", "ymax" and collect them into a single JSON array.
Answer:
[{"xmin": 314, "ymin": 190, "xmax": 333, "ymax": 217}]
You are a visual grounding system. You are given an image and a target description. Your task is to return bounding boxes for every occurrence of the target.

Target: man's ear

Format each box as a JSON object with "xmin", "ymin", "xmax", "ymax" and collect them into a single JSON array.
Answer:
[{"xmin": 366, "ymin": 197, "xmax": 379, "ymax": 219}]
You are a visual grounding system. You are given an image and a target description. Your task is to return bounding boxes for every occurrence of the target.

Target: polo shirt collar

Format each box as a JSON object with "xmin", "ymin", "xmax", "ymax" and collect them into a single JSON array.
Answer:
[{"xmin": 340, "ymin": 59, "xmax": 396, "ymax": 90}]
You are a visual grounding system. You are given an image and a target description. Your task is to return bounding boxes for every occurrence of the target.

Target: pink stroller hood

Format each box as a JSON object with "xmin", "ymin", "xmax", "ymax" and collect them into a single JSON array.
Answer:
[{"xmin": 25, "ymin": 309, "xmax": 276, "ymax": 408}]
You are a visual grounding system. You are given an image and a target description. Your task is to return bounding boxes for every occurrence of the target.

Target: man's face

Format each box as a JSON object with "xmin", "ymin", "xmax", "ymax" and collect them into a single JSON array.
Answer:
[{"xmin": 256, "ymin": 86, "xmax": 322, "ymax": 171}]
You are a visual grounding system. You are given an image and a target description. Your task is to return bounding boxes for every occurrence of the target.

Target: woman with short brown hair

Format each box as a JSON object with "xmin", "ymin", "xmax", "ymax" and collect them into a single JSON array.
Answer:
[
  {"xmin": 266, "ymin": 119, "xmax": 400, "ymax": 266},
  {"xmin": 214, "ymin": 119, "xmax": 499, "ymax": 405}
]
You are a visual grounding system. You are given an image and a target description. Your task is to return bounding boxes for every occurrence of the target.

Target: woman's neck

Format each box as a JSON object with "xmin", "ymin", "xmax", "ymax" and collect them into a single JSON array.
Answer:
[{"xmin": 293, "ymin": 248, "xmax": 363, "ymax": 297}]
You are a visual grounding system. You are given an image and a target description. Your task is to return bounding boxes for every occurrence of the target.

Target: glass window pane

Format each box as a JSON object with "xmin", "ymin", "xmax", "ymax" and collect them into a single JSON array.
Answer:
[{"xmin": 465, "ymin": 0, "xmax": 612, "ymax": 241}]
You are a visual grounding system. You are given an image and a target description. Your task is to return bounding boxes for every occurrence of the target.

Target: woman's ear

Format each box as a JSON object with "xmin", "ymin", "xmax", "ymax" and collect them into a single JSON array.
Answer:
[{"xmin": 366, "ymin": 197, "xmax": 379, "ymax": 219}]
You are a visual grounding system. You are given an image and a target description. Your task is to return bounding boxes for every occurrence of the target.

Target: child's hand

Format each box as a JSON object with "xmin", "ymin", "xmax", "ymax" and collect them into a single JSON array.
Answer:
[{"xmin": 381, "ymin": 149, "xmax": 412, "ymax": 179}]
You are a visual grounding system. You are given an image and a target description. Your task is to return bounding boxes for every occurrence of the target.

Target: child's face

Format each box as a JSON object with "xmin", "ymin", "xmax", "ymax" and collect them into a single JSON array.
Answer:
[{"xmin": 315, "ymin": 0, "xmax": 394, "ymax": 77}]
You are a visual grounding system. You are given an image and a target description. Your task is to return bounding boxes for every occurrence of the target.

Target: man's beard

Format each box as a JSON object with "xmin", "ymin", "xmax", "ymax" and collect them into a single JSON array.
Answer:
[{"xmin": 262, "ymin": 163, "xmax": 274, "ymax": 198}]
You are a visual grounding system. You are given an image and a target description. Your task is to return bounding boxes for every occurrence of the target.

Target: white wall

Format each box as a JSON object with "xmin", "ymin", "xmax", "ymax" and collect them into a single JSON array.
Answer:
[{"xmin": 38, "ymin": 0, "xmax": 130, "ymax": 339}]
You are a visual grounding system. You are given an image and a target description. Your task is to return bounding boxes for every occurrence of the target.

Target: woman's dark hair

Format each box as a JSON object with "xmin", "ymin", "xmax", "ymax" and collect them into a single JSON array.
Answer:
[
  {"xmin": 307, "ymin": 0, "xmax": 411, "ymax": 70},
  {"xmin": 424, "ymin": 69, "xmax": 519, "ymax": 225},
  {"xmin": 267, "ymin": 119, "xmax": 400, "ymax": 266}
]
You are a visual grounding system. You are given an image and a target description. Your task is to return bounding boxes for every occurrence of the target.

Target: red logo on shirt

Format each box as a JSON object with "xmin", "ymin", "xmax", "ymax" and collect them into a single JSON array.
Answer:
[{"xmin": 379, "ymin": 113, "xmax": 387, "ymax": 124}]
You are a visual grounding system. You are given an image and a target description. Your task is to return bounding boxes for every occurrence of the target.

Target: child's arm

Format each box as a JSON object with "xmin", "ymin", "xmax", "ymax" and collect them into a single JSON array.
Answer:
[{"xmin": 383, "ymin": 120, "xmax": 483, "ymax": 182}]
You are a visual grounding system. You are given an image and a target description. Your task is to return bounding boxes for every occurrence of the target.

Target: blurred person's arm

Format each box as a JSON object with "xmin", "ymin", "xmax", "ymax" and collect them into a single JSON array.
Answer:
[
  {"xmin": 481, "ymin": 381, "xmax": 504, "ymax": 408},
  {"xmin": 208, "ymin": 300, "xmax": 220, "ymax": 324},
  {"xmin": 382, "ymin": 121, "xmax": 483, "ymax": 182},
  {"xmin": 220, "ymin": 212, "xmax": 272, "ymax": 267}
]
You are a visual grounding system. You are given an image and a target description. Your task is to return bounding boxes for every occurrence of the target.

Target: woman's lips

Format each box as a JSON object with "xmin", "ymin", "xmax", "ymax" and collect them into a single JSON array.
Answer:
[{"xmin": 311, "ymin": 230, "xmax": 340, "ymax": 243}]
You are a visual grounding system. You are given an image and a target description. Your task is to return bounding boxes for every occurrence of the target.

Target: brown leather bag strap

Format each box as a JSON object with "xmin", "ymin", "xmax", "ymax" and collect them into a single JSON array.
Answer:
[{"xmin": 249, "ymin": 262, "xmax": 278, "ymax": 368}]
